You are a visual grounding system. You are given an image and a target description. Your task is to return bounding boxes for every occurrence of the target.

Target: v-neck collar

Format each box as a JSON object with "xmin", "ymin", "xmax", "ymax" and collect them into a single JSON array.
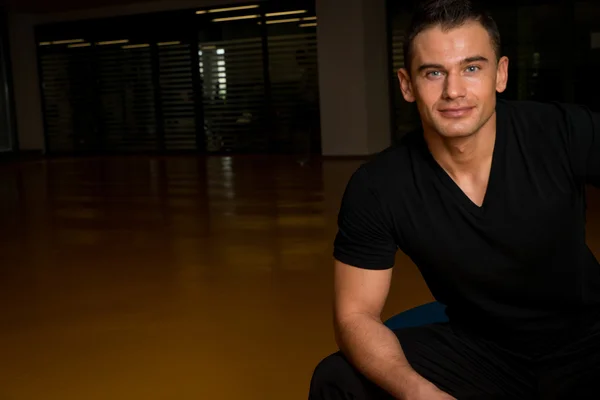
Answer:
[{"xmin": 419, "ymin": 101, "xmax": 507, "ymax": 218}]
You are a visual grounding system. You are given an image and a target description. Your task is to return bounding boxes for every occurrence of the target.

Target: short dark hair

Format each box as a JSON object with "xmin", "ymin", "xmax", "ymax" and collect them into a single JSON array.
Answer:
[{"xmin": 403, "ymin": 0, "xmax": 502, "ymax": 72}]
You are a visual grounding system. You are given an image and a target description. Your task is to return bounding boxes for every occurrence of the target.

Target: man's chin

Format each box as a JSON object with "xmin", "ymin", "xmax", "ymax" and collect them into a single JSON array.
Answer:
[{"xmin": 436, "ymin": 127, "xmax": 476, "ymax": 139}]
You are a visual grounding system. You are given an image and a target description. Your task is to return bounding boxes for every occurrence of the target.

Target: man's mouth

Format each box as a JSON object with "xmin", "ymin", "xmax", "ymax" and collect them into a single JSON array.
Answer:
[{"xmin": 438, "ymin": 106, "xmax": 475, "ymax": 118}]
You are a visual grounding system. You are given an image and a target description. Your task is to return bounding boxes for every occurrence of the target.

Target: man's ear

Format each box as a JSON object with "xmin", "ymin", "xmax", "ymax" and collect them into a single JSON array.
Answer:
[
  {"xmin": 398, "ymin": 68, "xmax": 416, "ymax": 103},
  {"xmin": 495, "ymin": 56, "xmax": 509, "ymax": 93}
]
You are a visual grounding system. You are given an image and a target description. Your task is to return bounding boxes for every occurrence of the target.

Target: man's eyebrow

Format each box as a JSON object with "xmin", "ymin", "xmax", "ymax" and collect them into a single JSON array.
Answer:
[
  {"xmin": 463, "ymin": 55, "xmax": 489, "ymax": 64},
  {"xmin": 417, "ymin": 63, "xmax": 444, "ymax": 72},
  {"xmin": 416, "ymin": 56, "xmax": 490, "ymax": 72}
]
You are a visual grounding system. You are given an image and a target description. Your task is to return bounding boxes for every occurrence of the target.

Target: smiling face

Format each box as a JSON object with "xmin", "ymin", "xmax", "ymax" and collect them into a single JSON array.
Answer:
[{"xmin": 398, "ymin": 20, "xmax": 509, "ymax": 139}]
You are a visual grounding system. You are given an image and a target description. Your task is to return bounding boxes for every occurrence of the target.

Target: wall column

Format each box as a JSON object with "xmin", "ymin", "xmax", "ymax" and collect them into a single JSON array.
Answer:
[
  {"xmin": 317, "ymin": 0, "xmax": 391, "ymax": 156},
  {"xmin": 8, "ymin": 13, "xmax": 45, "ymax": 152}
]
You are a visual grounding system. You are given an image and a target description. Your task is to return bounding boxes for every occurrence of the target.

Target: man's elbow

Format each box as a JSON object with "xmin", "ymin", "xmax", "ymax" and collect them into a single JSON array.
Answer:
[{"xmin": 333, "ymin": 310, "xmax": 380, "ymax": 349}]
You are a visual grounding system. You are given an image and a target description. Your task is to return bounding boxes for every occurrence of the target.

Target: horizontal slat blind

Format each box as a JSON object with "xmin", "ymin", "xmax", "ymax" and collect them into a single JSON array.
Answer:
[
  {"xmin": 158, "ymin": 43, "xmax": 197, "ymax": 151},
  {"xmin": 36, "ymin": 2, "xmax": 321, "ymax": 155},
  {"xmin": 40, "ymin": 51, "xmax": 97, "ymax": 152},
  {"xmin": 96, "ymin": 46, "xmax": 158, "ymax": 152},
  {"xmin": 390, "ymin": 29, "xmax": 407, "ymax": 140},
  {"xmin": 199, "ymin": 38, "xmax": 266, "ymax": 153},
  {"xmin": 389, "ymin": 22, "xmax": 420, "ymax": 142},
  {"xmin": 391, "ymin": 29, "xmax": 404, "ymax": 73},
  {"xmin": 268, "ymin": 32, "xmax": 319, "ymax": 153}
]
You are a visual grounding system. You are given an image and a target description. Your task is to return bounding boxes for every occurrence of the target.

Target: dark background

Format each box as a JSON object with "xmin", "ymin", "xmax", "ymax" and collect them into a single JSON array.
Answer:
[
  {"xmin": 1, "ymin": 0, "xmax": 600, "ymax": 154},
  {"xmin": 388, "ymin": 0, "xmax": 600, "ymax": 141}
]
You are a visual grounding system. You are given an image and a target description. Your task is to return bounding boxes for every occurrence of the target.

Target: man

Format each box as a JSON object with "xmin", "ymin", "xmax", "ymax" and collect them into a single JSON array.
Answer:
[{"xmin": 309, "ymin": 0, "xmax": 600, "ymax": 399}]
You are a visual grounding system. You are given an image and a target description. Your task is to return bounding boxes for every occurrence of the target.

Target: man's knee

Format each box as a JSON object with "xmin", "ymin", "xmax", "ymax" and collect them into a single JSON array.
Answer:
[
  {"xmin": 309, "ymin": 353, "xmax": 345, "ymax": 397},
  {"xmin": 309, "ymin": 352, "xmax": 387, "ymax": 400},
  {"xmin": 309, "ymin": 352, "xmax": 364, "ymax": 399}
]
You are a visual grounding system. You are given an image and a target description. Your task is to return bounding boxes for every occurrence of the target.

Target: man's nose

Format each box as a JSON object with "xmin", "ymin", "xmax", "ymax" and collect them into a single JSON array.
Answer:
[{"xmin": 443, "ymin": 72, "xmax": 467, "ymax": 100}]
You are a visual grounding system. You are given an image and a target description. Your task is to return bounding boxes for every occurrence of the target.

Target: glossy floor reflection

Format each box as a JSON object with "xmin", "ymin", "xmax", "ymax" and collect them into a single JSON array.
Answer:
[{"xmin": 1, "ymin": 155, "xmax": 599, "ymax": 400}]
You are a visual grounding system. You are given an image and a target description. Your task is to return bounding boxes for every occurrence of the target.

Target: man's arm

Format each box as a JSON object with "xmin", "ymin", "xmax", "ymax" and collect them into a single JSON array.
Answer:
[
  {"xmin": 332, "ymin": 166, "xmax": 453, "ymax": 399},
  {"xmin": 333, "ymin": 260, "xmax": 454, "ymax": 400}
]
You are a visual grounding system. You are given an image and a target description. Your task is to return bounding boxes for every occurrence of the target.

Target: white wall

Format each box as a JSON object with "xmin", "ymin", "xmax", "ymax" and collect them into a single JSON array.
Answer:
[
  {"xmin": 317, "ymin": 0, "xmax": 391, "ymax": 156},
  {"xmin": 8, "ymin": 12, "xmax": 45, "ymax": 151},
  {"xmin": 363, "ymin": 0, "xmax": 392, "ymax": 155}
]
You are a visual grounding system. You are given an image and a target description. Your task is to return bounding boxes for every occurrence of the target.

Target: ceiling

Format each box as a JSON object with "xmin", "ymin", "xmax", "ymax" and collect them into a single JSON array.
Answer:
[{"xmin": 1, "ymin": 0, "xmax": 163, "ymax": 14}]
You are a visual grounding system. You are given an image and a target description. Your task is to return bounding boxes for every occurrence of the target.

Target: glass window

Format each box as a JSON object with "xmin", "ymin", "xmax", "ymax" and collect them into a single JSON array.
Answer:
[
  {"xmin": 36, "ymin": 1, "xmax": 319, "ymax": 155},
  {"xmin": 264, "ymin": 1, "xmax": 320, "ymax": 155}
]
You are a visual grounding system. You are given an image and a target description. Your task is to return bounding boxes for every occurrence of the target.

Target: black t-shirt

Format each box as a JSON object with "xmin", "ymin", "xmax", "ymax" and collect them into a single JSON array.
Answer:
[{"xmin": 334, "ymin": 99, "xmax": 600, "ymax": 352}]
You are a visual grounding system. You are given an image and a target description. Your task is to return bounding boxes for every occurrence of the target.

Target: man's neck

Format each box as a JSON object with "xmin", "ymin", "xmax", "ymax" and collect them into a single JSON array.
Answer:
[{"xmin": 423, "ymin": 112, "xmax": 497, "ymax": 180}]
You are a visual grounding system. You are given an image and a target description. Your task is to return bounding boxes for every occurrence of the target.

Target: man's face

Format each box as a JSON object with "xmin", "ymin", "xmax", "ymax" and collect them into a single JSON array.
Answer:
[{"xmin": 398, "ymin": 21, "xmax": 509, "ymax": 139}]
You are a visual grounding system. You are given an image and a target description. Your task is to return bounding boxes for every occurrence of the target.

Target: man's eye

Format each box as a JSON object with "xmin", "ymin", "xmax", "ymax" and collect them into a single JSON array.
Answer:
[
  {"xmin": 466, "ymin": 65, "xmax": 480, "ymax": 73},
  {"xmin": 426, "ymin": 71, "xmax": 442, "ymax": 78}
]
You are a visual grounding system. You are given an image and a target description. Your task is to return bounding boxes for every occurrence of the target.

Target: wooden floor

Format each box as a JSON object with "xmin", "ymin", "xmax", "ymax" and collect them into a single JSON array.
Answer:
[{"xmin": 1, "ymin": 155, "xmax": 599, "ymax": 399}]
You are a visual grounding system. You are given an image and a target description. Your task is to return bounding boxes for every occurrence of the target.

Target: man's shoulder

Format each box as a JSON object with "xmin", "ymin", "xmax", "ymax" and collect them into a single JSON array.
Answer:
[
  {"xmin": 341, "ymin": 131, "xmax": 425, "ymax": 208},
  {"xmin": 360, "ymin": 130, "xmax": 423, "ymax": 183},
  {"xmin": 499, "ymin": 98, "xmax": 558, "ymax": 121},
  {"xmin": 498, "ymin": 98, "xmax": 590, "ymax": 126},
  {"xmin": 498, "ymin": 99, "xmax": 600, "ymax": 155}
]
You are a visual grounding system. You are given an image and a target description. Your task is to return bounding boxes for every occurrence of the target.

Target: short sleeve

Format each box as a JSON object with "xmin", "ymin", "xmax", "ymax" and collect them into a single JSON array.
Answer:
[
  {"xmin": 333, "ymin": 166, "xmax": 398, "ymax": 270},
  {"xmin": 559, "ymin": 103, "xmax": 600, "ymax": 187}
]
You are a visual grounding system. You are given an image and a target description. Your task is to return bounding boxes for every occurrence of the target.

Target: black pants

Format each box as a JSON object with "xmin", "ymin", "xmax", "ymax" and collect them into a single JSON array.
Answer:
[{"xmin": 309, "ymin": 322, "xmax": 600, "ymax": 400}]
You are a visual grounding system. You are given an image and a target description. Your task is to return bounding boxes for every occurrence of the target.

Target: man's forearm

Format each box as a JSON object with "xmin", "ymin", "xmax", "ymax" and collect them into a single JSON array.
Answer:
[{"xmin": 335, "ymin": 313, "xmax": 425, "ymax": 399}]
